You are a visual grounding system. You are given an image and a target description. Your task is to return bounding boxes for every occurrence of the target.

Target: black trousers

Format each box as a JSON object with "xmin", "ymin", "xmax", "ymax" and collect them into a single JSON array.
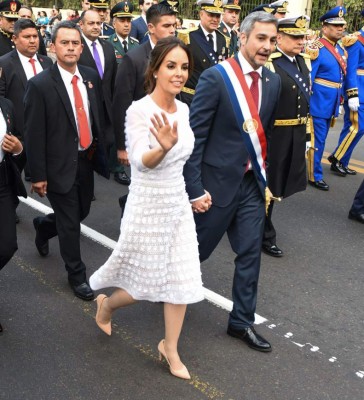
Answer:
[
  {"xmin": 350, "ymin": 179, "xmax": 364, "ymax": 215},
  {"xmin": 34, "ymin": 155, "xmax": 94, "ymax": 286},
  {"xmin": 194, "ymin": 171, "xmax": 265, "ymax": 328},
  {"xmin": 262, "ymin": 201, "xmax": 276, "ymax": 247},
  {"xmin": 0, "ymin": 161, "xmax": 18, "ymax": 270}
]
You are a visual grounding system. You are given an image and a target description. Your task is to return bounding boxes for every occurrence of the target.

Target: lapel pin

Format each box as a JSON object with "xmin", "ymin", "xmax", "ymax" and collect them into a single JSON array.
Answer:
[
  {"xmin": 266, "ymin": 77, "xmax": 269, "ymax": 82},
  {"xmin": 88, "ymin": 81, "xmax": 93, "ymax": 89}
]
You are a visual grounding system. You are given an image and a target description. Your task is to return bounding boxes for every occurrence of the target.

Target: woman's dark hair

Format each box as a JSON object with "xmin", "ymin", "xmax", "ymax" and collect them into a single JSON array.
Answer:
[{"xmin": 144, "ymin": 36, "xmax": 193, "ymax": 94}]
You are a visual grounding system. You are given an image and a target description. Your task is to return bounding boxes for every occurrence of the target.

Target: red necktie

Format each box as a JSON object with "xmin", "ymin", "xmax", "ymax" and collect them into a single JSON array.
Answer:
[
  {"xmin": 249, "ymin": 71, "xmax": 260, "ymax": 110},
  {"xmin": 29, "ymin": 58, "xmax": 37, "ymax": 76},
  {"xmin": 71, "ymin": 75, "xmax": 91, "ymax": 149}
]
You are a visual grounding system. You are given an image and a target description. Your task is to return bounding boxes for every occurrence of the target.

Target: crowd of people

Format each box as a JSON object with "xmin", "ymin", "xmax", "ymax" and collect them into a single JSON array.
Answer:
[{"xmin": 0, "ymin": 0, "xmax": 363, "ymax": 379}]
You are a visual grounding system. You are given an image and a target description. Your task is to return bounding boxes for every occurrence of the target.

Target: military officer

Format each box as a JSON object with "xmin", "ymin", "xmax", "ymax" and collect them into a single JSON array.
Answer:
[
  {"xmin": 263, "ymin": 15, "xmax": 311, "ymax": 257},
  {"xmin": 0, "ymin": 0, "xmax": 20, "ymax": 56},
  {"xmin": 250, "ymin": 1, "xmax": 288, "ymax": 19},
  {"xmin": 90, "ymin": 0, "xmax": 115, "ymax": 37},
  {"xmin": 327, "ymin": 9, "xmax": 364, "ymax": 177},
  {"xmin": 305, "ymin": 6, "xmax": 347, "ymax": 191},
  {"xmin": 179, "ymin": 0, "xmax": 229, "ymax": 106},
  {"xmin": 108, "ymin": 1, "xmax": 139, "ymax": 63},
  {"xmin": 218, "ymin": 0, "xmax": 241, "ymax": 57}
]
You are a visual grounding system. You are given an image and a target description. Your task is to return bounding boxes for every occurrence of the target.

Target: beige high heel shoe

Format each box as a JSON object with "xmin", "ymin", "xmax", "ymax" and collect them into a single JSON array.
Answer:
[
  {"xmin": 158, "ymin": 339, "xmax": 191, "ymax": 380},
  {"xmin": 95, "ymin": 294, "xmax": 111, "ymax": 336}
]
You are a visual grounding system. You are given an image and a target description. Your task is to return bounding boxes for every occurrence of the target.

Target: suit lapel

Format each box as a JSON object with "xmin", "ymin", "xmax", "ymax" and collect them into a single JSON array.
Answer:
[
  {"xmin": 37, "ymin": 54, "xmax": 50, "ymax": 70},
  {"xmin": 51, "ymin": 64, "xmax": 78, "ymax": 134},
  {"xmin": 12, "ymin": 51, "xmax": 27, "ymax": 89},
  {"xmin": 81, "ymin": 38, "xmax": 98, "ymax": 70},
  {"xmin": 260, "ymin": 68, "xmax": 270, "ymax": 117}
]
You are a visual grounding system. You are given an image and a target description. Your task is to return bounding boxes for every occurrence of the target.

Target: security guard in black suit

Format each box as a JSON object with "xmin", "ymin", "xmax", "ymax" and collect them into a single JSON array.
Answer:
[
  {"xmin": 263, "ymin": 15, "xmax": 311, "ymax": 257},
  {"xmin": 0, "ymin": 0, "xmax": 21, "ymax": 56},
  {"xmin": 90, "ymin": 0, "xmax": 115, "ymax": 38},
  {"xmin": 218, "ymin": 0, "xmax": 241, "ymax": 57},
  {"xmin": 179, "ymin": 0, "xmax": 229, "ymax": 106}
]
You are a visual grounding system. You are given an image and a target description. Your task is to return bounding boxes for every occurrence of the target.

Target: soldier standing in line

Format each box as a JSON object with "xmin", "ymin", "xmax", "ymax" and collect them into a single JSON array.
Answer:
[
  {"xmin": 327, "ymin": 9, "xmax": 364, "ymax": 177},
  {"xmin": 90, "ymin": 0, "xmax": 115, "ymax": 38},
  {"xmin": 0, "ymin": 0, "xmax": 21, "ymax": 56},
  {"xmin": 108, "ymin": 1, "xmax": 139, "ymax": 64},
  {"xmin": 263, "ymin": 15, "xmax": 311, "ymax": 257},
  {"xmin": 218, "ymin": 0, "xmax": 241, "ymax": 57},
  {"xmin": 305, "ymin": 6, "xmax": 347, "ymax": 191},
  {"xmin": 179, "ymin": 0, "xmax": 229, "ymax": 107}
]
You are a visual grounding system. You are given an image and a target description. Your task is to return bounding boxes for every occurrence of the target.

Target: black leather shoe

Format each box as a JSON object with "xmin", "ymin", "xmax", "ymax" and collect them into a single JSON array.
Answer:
[
  {"xmin": 33, "ymin": 217, "xmax": 49, "ymax": 257},
  {"xmin": 327, "ymin": 154, "xmax": 335, "ymax": 164},
  {"xmin": 348, "ymin": 211, "xmax": 364, "ymax": 224},
  {"xmin": 262, "ymin": 244, "xmax": 283, "ymax": 257},
  {"xmin": 227, "ymin": 325, "xmax": 272, "ymax": 352},
  {"xmin": 330, "ymin": 161, "xmax": 347, "ymax": 176},
  {"xmin": 0, "ymin": 322, "xmax": 3, "ymax": 333},
  {"xmin": 343, "ymin": 166, "xmax": 357, "ymax": 175},
  {"xmin": 308, "ymin": 179, "xmax": 329, "ymax": 191},
  {"xmin": 70, "ymin": 282, "xmax": 94, "ymax": 301},
  {"xmin": 114, "ymin": 171, "xmax": 131, "ymax": 186},
  {"xmin": 119, "ymin": 194, "xmax": 128, "ymax": 219}
]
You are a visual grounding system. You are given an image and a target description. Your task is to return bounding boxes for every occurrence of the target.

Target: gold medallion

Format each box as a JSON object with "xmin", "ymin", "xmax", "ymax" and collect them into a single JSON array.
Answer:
[{"xmin": 243, "ymin": 119, "xmax": 258, "ymax": 134}]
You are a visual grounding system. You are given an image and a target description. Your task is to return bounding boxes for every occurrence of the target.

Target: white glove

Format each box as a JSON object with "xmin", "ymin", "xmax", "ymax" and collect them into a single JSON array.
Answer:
[
  {"xmin": 305, "ymin": 141, "xmax": 310, "ymax": 153},
  {"xmin": 348, "ymin": 97, "xmax": 360, "ymax": 112}
]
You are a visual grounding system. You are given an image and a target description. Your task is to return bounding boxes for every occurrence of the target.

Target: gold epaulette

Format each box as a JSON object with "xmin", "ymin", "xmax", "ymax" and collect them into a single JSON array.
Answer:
[
  {"xmin": 269, "ymin": 52, "xmax": 282, "ymax": 60},
  {"xmin": 176, "ymin": 27, "xmax": 197, "ymax": 45},
  {"xmin": 215, "ymin": 28, "xmax": 230, "ymax": 47},
  {"xmin": 265, "ymin": 52, "xmax": 280, "ymax": 72},
  {"xmin": 299, "ymin": 53, "xmax": 312, "ymax": 71},
  {"xmin": 130, "ymin": 36, "xmax": 139, "ymax": 44},
  {"xmin": 342, "ymin": 34, "xmax": 358, "ymax": 47},
  {"xmin": 305, "ymin": 42, "xmax": 320, "ymax": 61}
]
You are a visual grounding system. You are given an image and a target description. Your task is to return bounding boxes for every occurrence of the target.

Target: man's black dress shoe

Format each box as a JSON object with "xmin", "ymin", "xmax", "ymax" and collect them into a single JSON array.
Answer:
[
  {"xmin": 0, "ymin": 322, "xmax": 3, "ymax": 333},
  {"xmin": 119, "ymin": 194, "xmax": 128, "ymax": 219},
  {"xmin": 348, "ymin": 211, "xmax": 364, "ymax": 224},
  {"xmin": 330, "ymin": 161, "xmax": 347, "ymax": 176},
  {"xmin": 114, "ymin": 171, "xmax": 131, "ymax": 186},
  {"xmin": 33, "ymin": 217, "xmax": 49, "ymax": 257},
  {"xmin": 262, "ymin": 244, "xmax": 283, "ymax": 257},
  {"xmin": 70, "ymin": 282, "xmax": 94, "ymax": 301},
  {"xmin": 343, "ymin": 166, "xmax": 357, "ymax": 175},
  {"xmin": 227, "ymin": 326, "xmax": 272, "ymax": 352},
  {"xmin": 308, "ymin": 179, "xmax": 329, "ymax": 191}
]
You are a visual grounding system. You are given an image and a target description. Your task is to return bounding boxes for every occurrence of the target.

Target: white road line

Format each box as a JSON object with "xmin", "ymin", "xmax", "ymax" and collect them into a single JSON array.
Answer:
[{"xmin": 20, "ymin": 196, "xmax": 267, "ymax": 325}]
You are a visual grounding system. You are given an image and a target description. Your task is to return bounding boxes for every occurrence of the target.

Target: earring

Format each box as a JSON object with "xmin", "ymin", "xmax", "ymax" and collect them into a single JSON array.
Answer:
[{"xmin": 154, "ymin": 75, "xmax": 157, "ymax": 79}]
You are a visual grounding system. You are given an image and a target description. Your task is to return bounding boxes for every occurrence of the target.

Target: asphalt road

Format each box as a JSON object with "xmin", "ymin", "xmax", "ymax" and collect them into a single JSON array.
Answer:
[{"xmin": 1, "ymin": 117, "xmax": 363, "ymax": 400}]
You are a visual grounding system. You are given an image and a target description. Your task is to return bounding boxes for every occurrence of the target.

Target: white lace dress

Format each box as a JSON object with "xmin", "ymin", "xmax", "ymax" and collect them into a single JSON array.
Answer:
[{"xmin": 90, "ymin": 96, "xmax": 204, "ymax": 304}]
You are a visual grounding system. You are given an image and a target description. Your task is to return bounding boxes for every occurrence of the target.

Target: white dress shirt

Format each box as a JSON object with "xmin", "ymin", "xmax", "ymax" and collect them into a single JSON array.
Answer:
[
  {"xmin": 57, "ymin": 64, "xmax": 92, "ymax": 150},
  {"xmin": 200, "ymin": 25, "xmax": 217, "ymax": 52},
  {"xmin": 0, "ymin": 109, "xmax": 7, "ymax": 162},
  {"xmin": 17, "ymin": 50, "xmax": 44, "ymax": 80}
]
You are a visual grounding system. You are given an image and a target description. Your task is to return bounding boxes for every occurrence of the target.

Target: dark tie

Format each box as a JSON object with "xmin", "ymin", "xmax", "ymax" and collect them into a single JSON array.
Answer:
[
  {"xmin": 91, "ymin": 41, "xmax": 103, "ymax": 79},
  {"xmin": 207, "ymin": 33, "xmax": 214, "ymax": 49},
  {"xmin": 29, "ymin": 58, "xmax": 37, "ymax": 76},
  {"xmin": 249, "ymin": 71, "xmax": 260, "ymax": 109},
  {"xmin": 122, "ymin": 40, "xmax": 128, "ymax": 53},
  {"xmin": 71, "ymin": 75, "xmax": 91, "ymax": 149},
  {"xmin": 292, "ymin": 58, "xmax": 300, "ymax": 71}
]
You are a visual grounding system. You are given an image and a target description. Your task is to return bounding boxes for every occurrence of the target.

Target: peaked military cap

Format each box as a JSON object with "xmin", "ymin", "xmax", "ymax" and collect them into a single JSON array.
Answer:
[
  {"xmin": 278, "ymin": 15, "xmax": 310, "ymax": 36},
  {"xmin": 319, "ymin": 6, "xmax": 347, "ymax": 25},
  {"xmin": 197, "ymin": 0, "xmax": 228, "ymax": 15},
  {"xmin": 270, "ymin": 0, "xmax": 288, "ymax": 14},
  {"xmin": 224, "ymin": 0, "xmax": 241, "ymax": 11},
  {"xmin": 0, "ymin": 0, "xmax": 21, "ymax": 19},
  {"xmin": 157, "ymin": 0, "xmax": 179, "ymax": 13},
  {"xmin": 110, "ymin": 1, "xmax": 134, "ymax": 18},
  {"xmin": 90, "ymin": 0, "xmax": 109, "ymax": 10}
]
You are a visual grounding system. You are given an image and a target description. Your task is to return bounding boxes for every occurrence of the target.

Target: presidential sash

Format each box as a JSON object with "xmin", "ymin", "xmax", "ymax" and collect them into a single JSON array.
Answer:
[
  {"xmin": 216, "ymin": 58, "xmax": 267, "ymax": 186},
  {"xmin": 319, "ymin": 38, "xmax": 347, "ymax": 76}
]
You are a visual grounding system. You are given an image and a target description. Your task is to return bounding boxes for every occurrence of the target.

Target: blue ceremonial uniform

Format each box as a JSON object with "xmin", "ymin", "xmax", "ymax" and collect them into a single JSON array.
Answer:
[
  {"xmin": 330, "ymin": 29, "xmax": 364, "ymax": 168},
  {"xmin": 101, "ymin": 22, "xmax": 115, "ymax": 38}
]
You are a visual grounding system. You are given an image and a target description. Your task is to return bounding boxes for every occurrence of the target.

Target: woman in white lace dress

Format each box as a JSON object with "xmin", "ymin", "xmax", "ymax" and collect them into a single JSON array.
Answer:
[{"xmin": 89, "ymin": 37, "xmax": 210, "ymax": 379}]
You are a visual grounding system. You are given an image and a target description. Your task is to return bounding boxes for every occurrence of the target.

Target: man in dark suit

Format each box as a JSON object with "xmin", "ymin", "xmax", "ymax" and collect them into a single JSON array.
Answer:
[
  {"xmin": 24, "ymin": 21, "xmax": 109, "ymax": 301},
  {"xmin": 78, "ymin": 9, "xmax": 129, "ymax": 184},
  {"xmin": 0, "ymin": 96, "xmax": 26, "ymax": 333},
  {"xmin": 108, "ymin": 1, "xmax": 139, "ymax": 64},
  {"xmin": 113, "ymin": 0, "xmax": 177, "ymax": 167},
  {"xmin": 130, "ymin": 0, "xmax": 153, "ymax": 43},
  {"xmin": 179, "ymin": 0, "xmax": 229, "ymax": 106},
  {"xmin": 218, "ymin": 0, "xmax": 241, "ymax": 57},
  {"xmin": 0, "ymin": 19, "xmax": 53, "ymax": 177},
  {"xmin": 262, "ymin": 15, "xmax": 311, "ymax": 257},
  {"xmin": 0, "ymin": 0, "xmax": 21, "ymax": 56},
  {"xmin": 184, "ymin": 11, "xmax": 280, "ymax": 352}
]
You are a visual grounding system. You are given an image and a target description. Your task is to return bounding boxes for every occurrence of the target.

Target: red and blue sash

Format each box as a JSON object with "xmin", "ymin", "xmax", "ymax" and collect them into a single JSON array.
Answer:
[
  {"xmin": 319, "ymin": 38, "xmax": 347, "ymax": 76},
  {"xmin": 215, "ymin": 58, "xmax": 267, "ymax": 186}
]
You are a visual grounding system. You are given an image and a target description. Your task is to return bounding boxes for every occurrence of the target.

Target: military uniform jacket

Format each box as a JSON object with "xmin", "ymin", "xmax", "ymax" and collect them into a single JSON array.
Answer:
[
  {"xmin": 0, "ymin": 30, "xmax": 15, "ymax": 57},
  {"xmin": 343, "ymin": 29, "xmax": 364, "ymax": 103},
  {"xmin": 101, "ymin": 23, "xmax": 115, "ymax": 38},
  {"xmin": 218, "ymin": 21, "xmax": 238, "ymax": 57},
  {"xmin": 180, "ymin": 26, "xmax": 229, "ymax": 106},
  {"xmin": 107, "ymin": 33, "xmax": 139, "ymax": 64},
  {"xmin": 266, "ymin": 51, "xmax": 310, "ymax": 198},
  {"xmin": 306, "ymin": 37, "xmax": 345, "ymax": 119}
]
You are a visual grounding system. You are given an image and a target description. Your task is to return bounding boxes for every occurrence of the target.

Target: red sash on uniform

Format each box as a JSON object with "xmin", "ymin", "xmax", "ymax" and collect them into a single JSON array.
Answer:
[
  {"xmin": 319, "ymin": 38, "xmax": 347, "ymax": 76},
  {"xmin": 358, "ymin": 35, "xmax": 364, "ymax": 46}
]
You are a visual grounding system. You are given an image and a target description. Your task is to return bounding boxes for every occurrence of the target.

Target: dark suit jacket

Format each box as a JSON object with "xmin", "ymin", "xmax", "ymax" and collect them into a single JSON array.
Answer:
[
  {"xmin": 0, "ymin": 32, "xmax": 14, "ymax": 57},
  {"xmin": 0, "ymin": 50, "xmax": 53, "ymax": 137},
  {"xmin": 180, "ymin": 26, "xmax": 229, "ymax": 106},
  {"xmin": 130, "ymin": 16, "xmax": 148, "ymax": 43},
  {"xmin": 24, "ymin": 63, "xmax": 109, "ymax": 194},
  {"xmin": 184, "ymin": 56, "xmax": 281, "ymax": 207},
  {"xmin": 0, "ymin": 97, "xmax": 26, "ymax": 198},
  {"xmin": 78, "ymin": 38, "xmax": 117, "ymax": 146},
  {"xmin": 113, "ymin": 40, "xmax": 151, "ymax": 150}
]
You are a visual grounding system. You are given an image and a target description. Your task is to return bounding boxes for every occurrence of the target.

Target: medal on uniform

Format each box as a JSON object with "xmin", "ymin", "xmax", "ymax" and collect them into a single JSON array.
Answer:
[{"xmin": 243, "ymin": 119, "xmax": 258, "ymax": 134}]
